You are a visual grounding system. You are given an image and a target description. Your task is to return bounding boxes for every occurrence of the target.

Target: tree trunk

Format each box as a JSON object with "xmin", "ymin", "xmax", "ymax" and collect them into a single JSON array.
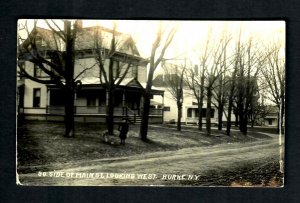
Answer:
[
  {"xmin": 226, "ymin": 72, "xmax": 236, "ymax": 136},
  {"xmin": 206, "ymin": 88, "xmax": 212, "ymax": 135},
  {"xmin": 64, "ymin": 86, "xmax": 75, "ymax": 137},
  {"xmin": 280, "ymin": 98, "xmax": 285, "ymax": 134},
  {"xmin": 218, "ymin": 105, "xmax": 223, "ymax": 131},
  {"xmin": 238, "ymin": 100, "xmax": 246, "ymax": 134},
  {"xmin": 64, "ymin": 21, "xmax": 75, "ymax": 138},
  {"xmin": 106, "ymin": 51, "xmax": 115, "ymax": 135},
  {"xmin": 226, "ymin": 101, "xmax": 232, "ymax": 136},
  {"xmin": 140, "ymin": 93, "xmax": 151, "ymax": 141},
  {"xmin": 244, "ymin": 112, "xmax": 248, "ymax": 134},
  {"xmin": 198, "ymin": 77, "xmax": 205, "ymax": 131},
  {"xmin": 106, "ymin": 88, "xmax": 114, "ymax": 135},
  {"xmin": 235, "ymin": 111, "xmax": 239, "ymax": 127},
  {"xmin": 197, "ymin": 102, "xmax": 203, "ymax": 131},
  {"xmin": 239, "ymin": 109, "xmax": 247, "ymax": 135},
  {"xmin": 177, "ymin": 102, "xmax": 182, "ymax": 131}
]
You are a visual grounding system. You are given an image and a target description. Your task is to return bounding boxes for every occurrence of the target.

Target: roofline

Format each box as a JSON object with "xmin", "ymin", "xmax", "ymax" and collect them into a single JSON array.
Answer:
[
  {"xmin": 20, "ymin": 25, "xmax": 145, "ymax": 62},
  {"xmin": 18, "ymin": 48, "xmax": 149, "ymax": 66},
  {"xmin": 47, "ymin": 83, "xmax": 164, "ymax": 95}
]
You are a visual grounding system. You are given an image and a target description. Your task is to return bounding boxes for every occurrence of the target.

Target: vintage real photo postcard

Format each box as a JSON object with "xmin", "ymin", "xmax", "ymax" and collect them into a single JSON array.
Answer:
[{"xmin": 17, "ymin": 19, "xmax": 285, "ymax": 186}]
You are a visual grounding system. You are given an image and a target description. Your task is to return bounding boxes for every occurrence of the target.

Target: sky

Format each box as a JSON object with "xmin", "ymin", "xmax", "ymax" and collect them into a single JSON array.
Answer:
[
  {"xmin": 18, "ymin": 19, "xmax": 285, "ymax": 61},
  {"xmin": 18, "ymin": 19, "xmax": 285, "ymax": 105},
  {"xmin": 80, "ymin": 20, "xmax": 285, "ymax": 59}
]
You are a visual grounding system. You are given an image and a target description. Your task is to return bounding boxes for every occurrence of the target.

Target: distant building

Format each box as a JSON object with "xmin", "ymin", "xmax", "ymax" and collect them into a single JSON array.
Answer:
[
  {"xmin": 263, "ymin": 106, "xmax": 279, "ymax": 127},
  {"xmin": 17, "ymin": 24, "xmax": 164, "ymax": 123},
  {"xmin": 152, "ymin": 73, "xmax": 221, "ymax": 125}
]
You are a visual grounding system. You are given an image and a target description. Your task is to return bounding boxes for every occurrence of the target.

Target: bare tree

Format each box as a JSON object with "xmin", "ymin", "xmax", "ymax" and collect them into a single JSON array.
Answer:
[
  {"xmin": 261, "ymin": 43, "xmax": 285, "ymax": 133},
  {"xmin": 203, "ymin": 34, "xmax": 231, "ymax": 135},
  {"xmin": 212, "ymin": 32, "xmax": 232, "ymax": 131},
  {"xmin": 162, "ymin": 61, "xmax": 186, "ymax": 131},
  {"xmin": 139, "ymin": 22, "xmax": 177, "ymax": 141},
  {"xmin": 93, "ymin": 22, "xmax": 133, "ymax": 135},
  {"xmin": 226, "ymin": 29, "xmax": 242, "ymax": 135},
  {"xmin": 184, "ymin": 31, "xmax": 212, "ymax": 131},
  {"xmin": 17, "ymin": 20, "xmax": 87, "ymax": 137},
  {"xmin": 185, "ymin": 65, "xmax": 206, "ymax": 130},
  {"xmin": 235, "ymin": 38, "xmax": 266, "ymax": 135}
]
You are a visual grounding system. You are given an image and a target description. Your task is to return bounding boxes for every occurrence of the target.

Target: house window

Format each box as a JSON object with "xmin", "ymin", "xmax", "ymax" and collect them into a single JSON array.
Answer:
[
  {"xmin": 211, "ymin": 109, "xmax": 215, "ymax": 118},
  {"xmin": 36, "ymin": 36, "xmax": 46, "ymax": 47},
  {"xmin": 202, "ymin": 108, "xmax": 206, "ymax": 117},
  {"xmin": 132, "ymin": 65, "xmax": 138, "ymax": 78},
  {"xmin": 33, "ymin": 88, "xmax": 41, "ymax": 107},
  {"xmin": 113, "ymin": 61, "xmax": 120, "ymax": 78},
  {"xmin": 269, "ymin": 119, "xmax": 272, "ymax": 125},
  {"xmin": 164, "ymin": 106, "xmax": 170, "ymax": 111},
  {"xmin": 187, "ymin": 108, "xmax": 192, "ymax": 117},
  {"xmin": 34, "ymin": 64, "xmax": 42, "ymax": 77},
  {"xmin": 195, "ymin": 109, "xmax": 199, "ymax": 117},
  {"xmin": 203, "ymin": 109, "xmax": 215, "ymax": 118},
  {"xmin": 87, "ymin": 96, "xmax": 96, "ymax": 107}
]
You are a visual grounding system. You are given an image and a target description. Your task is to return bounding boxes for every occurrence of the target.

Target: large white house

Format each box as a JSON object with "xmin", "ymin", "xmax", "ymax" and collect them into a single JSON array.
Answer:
[{"xmin": 17, "ymin": 22, "xmax": 164, "ymax": 123}]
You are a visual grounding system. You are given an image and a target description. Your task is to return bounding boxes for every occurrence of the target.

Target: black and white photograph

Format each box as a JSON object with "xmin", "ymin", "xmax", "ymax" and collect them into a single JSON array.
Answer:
[{"xmin": 16, "ymin": 19, "xmax": 285, "ymax": 186}]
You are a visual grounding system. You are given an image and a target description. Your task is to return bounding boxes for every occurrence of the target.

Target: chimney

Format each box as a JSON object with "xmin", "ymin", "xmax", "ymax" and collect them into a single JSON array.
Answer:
[
  {"xmin": 75, "ymin": 20, "xmax": 83, "ymax": 29},
  {"xmin": 194, "ymin": 65, "xmax": 199, "ymax": 76}
]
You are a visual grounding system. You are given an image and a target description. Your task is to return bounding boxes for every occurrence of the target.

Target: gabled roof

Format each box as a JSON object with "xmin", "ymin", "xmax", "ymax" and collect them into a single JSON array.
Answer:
[
  {"xmin": 21, "ymin": 27, "xmax": 61, "ymax": 51},
  {"xmin": 75, "ymin": 26, "xmax": 140, "ymax": 56},
  {"xmin": 80, "ymin": 76, "xmax": 143, "ymax": 88},
  {"xmin": 22, "ymin": 25, "xmax": 141, "ymax": 56},
  {"xmin": 79, "ymin": 76, "xmax": 164, "ymax": 95},
  {"xmin": 152, "ymin": 74, "xmax": 165, "ymax": 87},
  {"xmin": 116, "ymin": 77, "xmax": 143, "ymax": 88},
  {"xmin": 80, "ymin": 77, "xmax": 101, "ymax": 85},
  {"xmin": 152, "ymin": 74, "xmax": 188, "ymax": 87}
]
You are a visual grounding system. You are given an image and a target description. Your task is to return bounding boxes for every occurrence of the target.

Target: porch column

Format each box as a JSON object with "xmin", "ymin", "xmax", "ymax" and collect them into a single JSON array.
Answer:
[
  {"xmin": 74, "ymin": 91, "xmax": 77, "ymax": 114},
  {"xmin": 105, "ymin": 90, "xmax": 109, "ymax": 116},
  {"xmin": 46, "ymin": 87, "xmax": 50, "ymax": 113},
  {"xmin": 106, "ymin": 90, "xmax": 109, "ymax": 106},
  {"xmin": 122, "ymin": 90, "xmax": 126, "ymax": 116},
  {"xmin": 122, "ymin": 90, "xmax": 126, "ymax": 107},
  {"xmin": 140, "ymin": 95, "xmax": 144, "ymax": 115},
  {"xmin": 162, "ymin": 94, "xmax": 164, "ymax": 124}
]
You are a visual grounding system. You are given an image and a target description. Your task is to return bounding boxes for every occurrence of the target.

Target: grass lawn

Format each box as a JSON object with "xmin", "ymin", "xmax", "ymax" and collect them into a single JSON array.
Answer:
[{"xmin": 17, "ymin": 120, "xmax": 275, "ymax": 173}]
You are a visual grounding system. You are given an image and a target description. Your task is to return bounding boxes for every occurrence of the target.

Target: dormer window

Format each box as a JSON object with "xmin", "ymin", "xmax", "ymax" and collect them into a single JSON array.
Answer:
[
  {"xmin": 36, "ymin": 36, "xmax": 46, "ymax": 47},
  {"xmin": 132, "ymin": 65, "xmax": 138, "ymax": 78},
  {"xmin": 34, "ymin": 64, "xmax": 42, "ymax": 77}
]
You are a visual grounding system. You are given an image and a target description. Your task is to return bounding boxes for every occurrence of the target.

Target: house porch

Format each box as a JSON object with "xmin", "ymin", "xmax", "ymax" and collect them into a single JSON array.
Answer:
[{"xmin": 45, "ymin": 85, "xmax": 164, "ymax": 123}]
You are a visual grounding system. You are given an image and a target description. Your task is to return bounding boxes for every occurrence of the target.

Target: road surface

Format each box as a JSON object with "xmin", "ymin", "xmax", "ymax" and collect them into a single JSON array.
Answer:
[{"xmin": 18, "ymin": 133, "xmax": 283, "ymax": 186}]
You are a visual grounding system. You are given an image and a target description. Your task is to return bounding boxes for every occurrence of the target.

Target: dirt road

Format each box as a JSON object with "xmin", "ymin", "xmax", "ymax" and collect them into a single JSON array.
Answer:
[{"xmin": 18, "ymin": 133, "xmax": 283, "ymax": 186}]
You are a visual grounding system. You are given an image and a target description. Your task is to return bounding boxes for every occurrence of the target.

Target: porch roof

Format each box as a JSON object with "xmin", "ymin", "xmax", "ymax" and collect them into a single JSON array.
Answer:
[{"xmin": 47, "ymin": 77, "xmax": 164, "ymax": 95}]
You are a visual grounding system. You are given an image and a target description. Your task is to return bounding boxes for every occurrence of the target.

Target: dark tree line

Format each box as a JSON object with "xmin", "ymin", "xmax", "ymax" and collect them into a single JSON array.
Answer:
[
  {"xmin": 18, "ymin": 20, "xmax": 83, "ymax": 137},
  {"xmin": 18, "ymin": 20, "xmax": 284, "ymax": 140},
  {"xmin": 175, "ymin": 27, "xmax": 284, "ymax": 136}
]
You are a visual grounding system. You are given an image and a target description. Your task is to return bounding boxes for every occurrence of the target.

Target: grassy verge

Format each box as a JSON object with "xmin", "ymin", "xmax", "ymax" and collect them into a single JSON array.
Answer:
[{"xmin": 17, "ymin": 121, "xmax": 276, "ymax": 173}]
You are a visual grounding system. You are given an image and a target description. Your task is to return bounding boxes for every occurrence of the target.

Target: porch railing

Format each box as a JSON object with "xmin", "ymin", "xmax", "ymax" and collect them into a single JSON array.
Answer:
[
  {"xmin": 149, "ymin": 108, "xmax": 163, "ymax": 116},
  {"xmin": 46, "ymin": 105, "xmax": 163, "ymax": 116},
  {"xmin": 123, "ymin": 106, "xmax": 137, "ymax": 123}
]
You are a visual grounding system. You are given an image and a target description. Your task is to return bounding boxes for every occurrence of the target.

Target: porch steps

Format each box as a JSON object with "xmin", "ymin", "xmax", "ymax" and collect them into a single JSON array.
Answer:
[{"xmin": 128, "ymin": 116, "xmax": 142, "ymax": 124}]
